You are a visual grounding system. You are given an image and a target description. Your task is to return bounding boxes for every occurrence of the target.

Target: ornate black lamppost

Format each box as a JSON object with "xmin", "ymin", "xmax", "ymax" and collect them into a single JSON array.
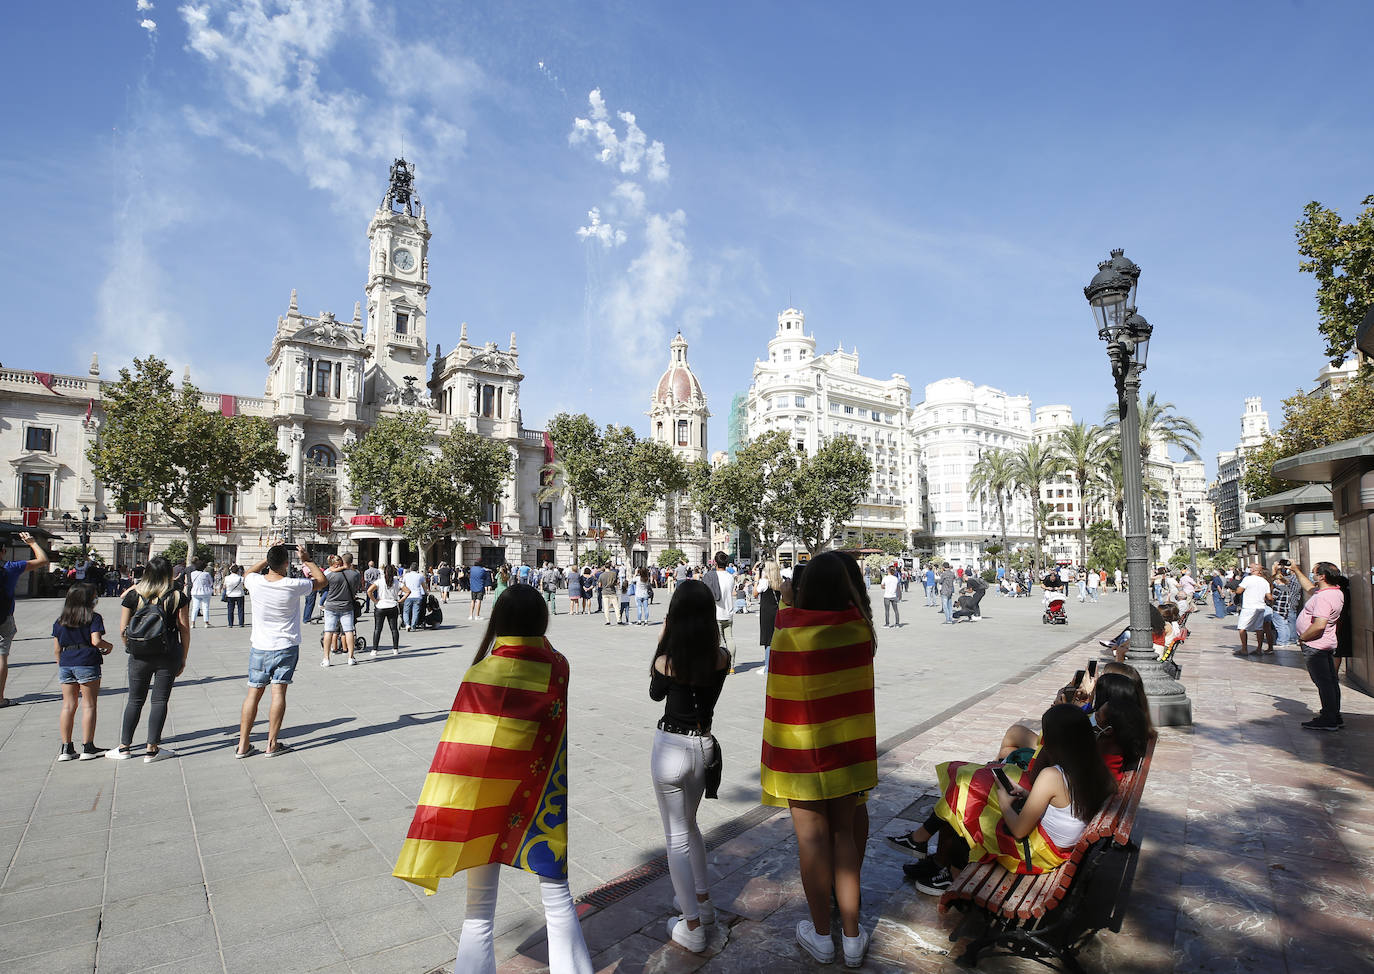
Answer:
[
  {"xmin": 1186, "ymin": 505, "xmax": 1199, "ymax": 577},
  {"xmin": 61, "ymin": 505, "xmax": 108, "ymax": 559},
  {"xmin": 1084, "ymin": 249, "xmax": 1192, "ymax": 725},
  {"xmin": 267, "ymin": 494, "xmax": 306, "ymax": 546}
]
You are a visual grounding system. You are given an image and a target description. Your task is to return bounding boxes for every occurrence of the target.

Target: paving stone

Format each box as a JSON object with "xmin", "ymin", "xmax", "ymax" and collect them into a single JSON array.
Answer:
[
  {"xmin": 100, "ymin": 881, "xmax": 210, "ymax": 938},
  {"xmin": 220, "ymin": 919, "xmax": 346, "ymax": 974},
  {"xmin": 0, "ymin": 941, "xmax": 97, "ymax": 974},
  {"xmin": 94, "ymin": 913, "xmax": 220, "ymax": 974}
]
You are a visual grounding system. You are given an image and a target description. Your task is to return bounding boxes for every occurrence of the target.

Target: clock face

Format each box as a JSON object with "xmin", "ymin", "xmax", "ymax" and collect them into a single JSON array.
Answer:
[{"xmin": 392, "ymin": 248, "xmax": 415, "ymax": 272}]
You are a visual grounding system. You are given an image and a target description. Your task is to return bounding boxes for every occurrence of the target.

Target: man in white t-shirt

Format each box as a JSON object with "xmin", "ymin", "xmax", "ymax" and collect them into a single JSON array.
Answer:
[
  {"xmin": 1233, "ymin": 562, "xmax": 1272, "ymax": 656},
  {"xmin": 236, "ymin": 542, "xmax": 326, "ymax": 758},
  {"xmin": 188, "ymin": 561, "xmax": 215, "ymax": 628},
  {"xmin": 702, "ymin": 551, "xmax": 735, "ymax": 646},
  {"xmin": 881, "ymin": 567, "xmax": 901, "ymax": 628},
  {"xmin": 402, "ymin": 565, "xmax": 428, "ymax": 631}
]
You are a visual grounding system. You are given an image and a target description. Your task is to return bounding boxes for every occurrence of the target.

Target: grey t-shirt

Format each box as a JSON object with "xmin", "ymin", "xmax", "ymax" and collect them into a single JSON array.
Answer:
[{"xmin": 323, "ymin": 568, "xmax": 362, "ymax": 613}]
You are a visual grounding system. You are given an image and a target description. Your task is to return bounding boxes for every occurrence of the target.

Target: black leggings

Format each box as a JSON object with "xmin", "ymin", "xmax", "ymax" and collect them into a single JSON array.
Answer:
[
  {"xmin": 121, "ymin": 655, "xmax": 178, "ymax": 748},
  {"xmin": 922, "ymin": 811, "xmax": 971, "ymax": 869},
  {"xmin": 373, "ymin": 606, "xmax": 400, "ymax": 651}
]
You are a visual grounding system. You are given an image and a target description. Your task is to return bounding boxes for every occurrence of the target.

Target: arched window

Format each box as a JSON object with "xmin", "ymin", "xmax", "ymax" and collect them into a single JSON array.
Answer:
[{"xmin": 307, "ymin": 444, "xmax": 336, "ymax": 467}]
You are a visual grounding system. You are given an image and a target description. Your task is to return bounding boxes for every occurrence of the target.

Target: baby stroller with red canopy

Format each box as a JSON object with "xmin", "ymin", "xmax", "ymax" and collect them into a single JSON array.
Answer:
[{"xmin": 1042, "ymin": 597, "xmax": 1067, "ymax": 625}]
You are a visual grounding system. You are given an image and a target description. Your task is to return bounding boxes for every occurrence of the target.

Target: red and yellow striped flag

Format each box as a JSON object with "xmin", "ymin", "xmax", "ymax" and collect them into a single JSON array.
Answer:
[
  {"xmin": 934, "ymin": 759, "xmax": 1070, "ymax": 874},
  {"xmin": 394, "ymin": 636, "xmax": 570, "ymax": 892},
  {"xmin": 761, "ymin": 605, "xmax": 876, "ymax": 806}
]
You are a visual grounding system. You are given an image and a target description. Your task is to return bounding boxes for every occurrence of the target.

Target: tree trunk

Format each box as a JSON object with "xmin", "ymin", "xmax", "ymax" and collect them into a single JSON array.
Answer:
[
  {"xmin": 187, "ymin": 520, "xmax": 198, "ymax": 569},
  {"xmin": 570, "ymin": 494, "xmax": 580, "ymax": 566}
]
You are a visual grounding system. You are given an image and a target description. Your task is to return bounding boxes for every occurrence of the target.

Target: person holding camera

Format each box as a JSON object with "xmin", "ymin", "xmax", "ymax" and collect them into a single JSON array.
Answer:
[
  {"xmin": 235, "ymin": 542, "xmax": 326, "ymax": 757},
  {"xmin": 1271, "ymin": 560, "xmax": 1302, "ymax": 647}
]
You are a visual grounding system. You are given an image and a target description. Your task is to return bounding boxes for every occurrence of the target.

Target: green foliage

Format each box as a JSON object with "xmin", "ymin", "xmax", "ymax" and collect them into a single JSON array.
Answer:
[
  {"xmin": 862, "ymin": 553, "xmax": 887, "ymax": 583},
  {"xmin": 656, "ymin": 548, "xmax": 687, "ymax": 569},
  {"xmin": 1296, "ymin": 195, "xmax": 1374, "ymax": 363},
  {"xmin": 1167, "ymin": 548, "xmax": 1192, "ymax": 572},
  {"xmin": 792, "ymin": 436, "xmax": 872, "ymax": 554},
  {"xmin": 692, "ymin": 430, "xmax": 799, "ymax": 557},
  {"xmin": 1009, "ymin": 441, "xmax": 1066, "ymax": 572},
  {"xmin": 580, "ymin": 546, "xmax": 614, "ymax": 567},
  {"xmin": 56, "ymin": 545, "xmax": 104, "ymax": 569},
  {"xmin": 577, "ymin": 425, "xmax": 684, "ymax": 555},
  {"xmin": 968, "ymin": 449, "xmax": 1017, "ymax": 550},
  {"xmin": 545, "ymin": 412, "xmax": 603, "ymax": 564},
  {"xmin": 860, "ymin": 532, "xmax": 905, "ymax": 556},
  {"xmin": 1052, "ymin": 422, "xmax": 1109, "ymax": 567},
  {"xmin": 1085, "ymin": 520, "xmax": 1124, "ymax": 574},
  {"xmin": 980, "ymin": 567, "xmax": 997, "ymax": 584},
  {"xmin": 88, "ymin": 357, "xmax": 289, "ymax": 565},
  {"xmin": 161, "ymin": 539, "xmax": 214, "ymax": 567},
  {"xmin": 1241, "ymin": 370, "xmax": 1374, "ymax": 500}
]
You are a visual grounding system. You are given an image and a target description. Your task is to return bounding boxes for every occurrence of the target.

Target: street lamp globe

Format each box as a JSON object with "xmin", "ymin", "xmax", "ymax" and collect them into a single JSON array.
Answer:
[
  {"xmin": 81, "ymin": 504, "xmax": 91, "ymax": 519},
  {"xmin": 1083, "ymin": 262, "xmax": 1133, "ymax": 338},
  {"xmin": 1123, "ymin": 311, "xmax": 1152, "ymax": 368},
  {"xmin": 1106, "ymin": 247, "xmax": 1141, "ymax": 308}
]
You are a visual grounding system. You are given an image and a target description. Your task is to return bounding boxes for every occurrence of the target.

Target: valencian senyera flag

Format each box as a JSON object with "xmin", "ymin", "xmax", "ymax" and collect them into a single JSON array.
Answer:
[
  {"xmin": 934, "ymin": 759, "xmax": 1070, "ymax": 874},
  {"xmin": 394, "ymin": 636, "xmax": 570, "ymax": 892},
  {"xmin": 760, "ymin": 605, "xmax": 876, "ymax": 807}
]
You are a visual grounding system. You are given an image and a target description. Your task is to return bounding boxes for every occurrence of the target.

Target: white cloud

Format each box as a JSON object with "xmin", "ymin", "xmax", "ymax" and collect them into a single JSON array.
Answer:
[
  {"xmin": 140, "ymin": 19, "xmax": 157, "ymax": 31},
  {"xmin": 177, "ymin": 1, "xmax": 481, "ymax": 211},
  {"xmin": 596, "ymin": 210, "xmax": 690, "ymax": 371},
  {"xmin": 137, "ymin": 0, "xmax": 155, "ymax": 10},
  {"xmin": 577, "ymin": 208, "xmax": 626, "ymax": 248},
  {"xmin": 569, "ymin": 88, "xmax": 669, "ymax": 182},
  {"xmin": 612, "ymin": 180, "xmax": 644, "ymax": 216}
]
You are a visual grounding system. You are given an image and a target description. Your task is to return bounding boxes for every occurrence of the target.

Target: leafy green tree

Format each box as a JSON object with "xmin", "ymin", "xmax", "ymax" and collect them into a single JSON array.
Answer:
[
  {"xmin": 692, "ymin": 431, "xmax": 798, "ymax": 558},
  {"xmin": 1103, "ymin": 392, "xmax": 1201, "ymax": 469},
  {"xmin": 344, "ymin": 411, "xmax": 435, "ymax": 519},
  {"xmin": 968, "ymin": 449, "xmax": 1017, "ymax": 557},
  {"xmin": 89, "ymin": 357, "xmax": 289, "ymax": 567},
  {"xmin": 1296, "ymin": 195, "xmax": 1374, "ymax": 363},
  {"xmin": 546, "ymin": 412, "xmax": 603, "ymax": 564},
  {"xmin": 792, "ymin": 436, "xmax": 871, "ymax": 554},
  {"xmin": 1167, "ymin": 548, "xmax": 1192, "ymax": 572},
  {"xmin": 1084, "ymin": 520, "xmax": 1124, "ymax": 574},
  {"xmin": 1009, "ymin": 441, "xmax": 1066, "ymax": 573},
  {"xmin": 579, "ymin": 426, "xmax": 688, "ymax": 558},
  {"xmin": 860, "ymin": 532, "xmax": 905, "ymax": 556},
  {"xmin": 1241, "ymin": 371, "xmax": 1374, "ymax": 500},
  {"xmin": 1052, "ymin": 422, "xmax": 1109, "ymax": 568},
  {"xmin": 161, "ymin": 539, "xmax": 214, "ymax": 567},
  {"xmin": 656, "ymin": 547, "xmax": 687, "ymax": 569},
  {"xmin": 536, "ymin": 459, "xmax": 580, "ymax": 564}
]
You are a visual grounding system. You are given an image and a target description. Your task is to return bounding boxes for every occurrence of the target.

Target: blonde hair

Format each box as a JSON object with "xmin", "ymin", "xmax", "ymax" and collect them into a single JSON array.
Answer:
[
  {"xmin": 762, "ymin": 561, "xmax": 782, "ymax": 591},
  {"xmin": 133, "ymin": 556, "xmax": 174, "ymax": 602}
]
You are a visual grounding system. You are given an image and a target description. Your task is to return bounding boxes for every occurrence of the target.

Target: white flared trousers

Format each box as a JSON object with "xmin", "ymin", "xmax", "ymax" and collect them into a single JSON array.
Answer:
[{"xmin": 453, "ymin": 863, "xmax": 592, "ymax": 974}]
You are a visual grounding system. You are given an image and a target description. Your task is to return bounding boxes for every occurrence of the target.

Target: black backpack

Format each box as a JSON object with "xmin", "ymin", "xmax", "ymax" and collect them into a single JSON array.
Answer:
[{"xmin": 126, "ymin": 594, "xmax": 173, "ymax": 659}]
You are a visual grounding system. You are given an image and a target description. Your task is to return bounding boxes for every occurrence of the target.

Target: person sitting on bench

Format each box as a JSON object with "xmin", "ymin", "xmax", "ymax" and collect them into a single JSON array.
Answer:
[
  {"xmin": 904, "ymin": 704, "xmax": 1117, "ymax": 895},
  {"xmin": 1097, "ymin": 603, "xmax": 1168, "ymax": 662}
]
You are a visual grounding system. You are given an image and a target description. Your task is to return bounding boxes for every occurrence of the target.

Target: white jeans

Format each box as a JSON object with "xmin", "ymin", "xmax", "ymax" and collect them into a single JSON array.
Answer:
[
  {"xmin": 454, "ymin": 863, "xmax": 592, "ymax": 974},
  {"xmin": 190, "ymin": 595, "xmax": 212, "ymax": 623},
  {"xmin": 650, "ymin": 728, "xmax": 714, "ymax": 920}
]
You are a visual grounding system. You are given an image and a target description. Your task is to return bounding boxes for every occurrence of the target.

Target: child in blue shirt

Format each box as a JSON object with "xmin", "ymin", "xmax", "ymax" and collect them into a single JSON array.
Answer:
[{"xmin": 52, "ymin": 583, "xmax": 113, "ymax": 761}]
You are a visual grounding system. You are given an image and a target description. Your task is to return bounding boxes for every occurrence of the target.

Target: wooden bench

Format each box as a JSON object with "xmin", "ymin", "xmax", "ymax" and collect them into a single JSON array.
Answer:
[{"xmin": 937, "ymin": 736, "xmax": 1156, "ymax": 973}]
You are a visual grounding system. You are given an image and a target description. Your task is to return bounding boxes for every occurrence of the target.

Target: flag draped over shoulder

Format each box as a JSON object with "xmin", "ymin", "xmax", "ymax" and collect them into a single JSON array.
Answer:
[
  {"xmin": 760, "ymin": 605, "xmax": 876, "ymax": 806},
  {"xmin": 394, "ymin": 636, "xmax": 570, "ymax": 892},
  {"xmin": 934, "ymin": 759, "xmax": 1070, "ymax": 874}
]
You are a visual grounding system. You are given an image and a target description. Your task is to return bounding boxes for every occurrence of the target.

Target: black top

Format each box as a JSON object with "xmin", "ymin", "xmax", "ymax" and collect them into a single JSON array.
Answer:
[
  {"xmin": 758, "ymin": 587, "xmax": 780, "ymax": 647},
  {"xmin": 650, "ymin": 662, "xmax": 728, "ymax": 731}
]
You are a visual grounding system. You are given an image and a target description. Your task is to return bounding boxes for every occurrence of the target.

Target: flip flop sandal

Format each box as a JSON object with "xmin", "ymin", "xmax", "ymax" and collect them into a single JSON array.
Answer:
[{"xmin": 234, "ymin": 745, "xmax": 261, "ymax": 759}]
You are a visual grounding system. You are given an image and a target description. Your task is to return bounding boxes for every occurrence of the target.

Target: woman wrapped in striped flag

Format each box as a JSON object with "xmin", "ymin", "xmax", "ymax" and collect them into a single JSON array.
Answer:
[
  {"xmin": 761, "ymin": 551, "xmax": 878, "ymax": 968},
  {"xmin": 905, "ymin": 703, "xmax": 1116, "ymax": 895},
  {"xmin": 393, "ymin": 585, "xmax": 592, "ymax": 974}
]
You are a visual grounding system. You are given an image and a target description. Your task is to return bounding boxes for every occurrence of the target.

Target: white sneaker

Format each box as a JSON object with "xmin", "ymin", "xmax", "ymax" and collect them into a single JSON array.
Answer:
[
  {"xmin": 796, "ymin": 920, "xmax": 835, "ymax": 963},
  {"xmin": 144, "ymin": 747, "xmax": 177, "ymax": 764},
  {"xmin": 347, "ymin": 658, "xmax": 357, "ymax": 666},
  {"xmin": 370, "ymin": 649, "xmax": 377, "ymax": 659},
  {"xmin": 105, "ymin": 747, "xmax": 135, "ymax": 761},
  {"xmin": 320, "ymin": 658, "xmax": 330, "ymax": 668},
  {"xmin": 842, "ymin": 926, "xmax": 870, "ymax": 968},
  {"xmin": 667, "ymin": 916, "xmax": 707, "ymax": 953}
]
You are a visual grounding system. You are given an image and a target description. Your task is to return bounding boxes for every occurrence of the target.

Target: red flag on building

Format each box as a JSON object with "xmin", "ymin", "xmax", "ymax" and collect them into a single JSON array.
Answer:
[
  {"xmin": 316, "ymin": 515, "xmax": 333, "ymax": 535},
  {"xmin": 220, "ymin": 394, "xmax": 237, "ymax": 418},
  {"xmin": 33, "ymin": 372, "xmax": 63, "ymax": 396},
  {"xmin": 21, "ymin": 508, "xmax": 44, "ymax": 527},
  {"xmin": 124, "ymin": 512, "xmax": 146, "ymax": 533},
  {"xmin": 543, "ymin": 430, "xmax": 555, "ymax": 464},
  {"xmin": 215, "ymin": 515, "xmax": 234, "ymax": 534},
  {"xmin": 638, "ymin": 529, "xmax": 648, "ymax": 543},
  {"xmin": 489, "ymin": 523, "xmax": 502, "ymax": 539}
]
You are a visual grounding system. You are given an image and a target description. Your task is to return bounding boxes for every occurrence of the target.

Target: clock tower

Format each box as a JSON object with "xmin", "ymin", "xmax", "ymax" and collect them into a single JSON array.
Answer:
[{"xmin": 364, "ymin": 158, "xmax": 433, "ymax": 405}]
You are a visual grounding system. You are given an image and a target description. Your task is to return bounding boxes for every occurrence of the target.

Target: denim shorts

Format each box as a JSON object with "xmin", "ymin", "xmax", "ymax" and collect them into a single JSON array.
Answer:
[
  {"xmin": 248, "ymin": 646, "xmax": 300, "ymax": 687},
  {"xmin": 59, "ymin": 665, "xmax": 101, "ymax": 685},
  {"xmin": 322, "ymin": 608, "xmax": 356, "ymax": 633}
]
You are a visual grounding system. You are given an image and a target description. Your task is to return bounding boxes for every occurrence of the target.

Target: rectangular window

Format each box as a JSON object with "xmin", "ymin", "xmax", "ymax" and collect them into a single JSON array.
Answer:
[
  {"xmin": 334, "ymin": 366, "xmax": 342, "ymax": 398},
  {"xmin": 306, "ymin": 358, "xmax": 314, "ymax": 395},
  {"xmin": 783, "ymin": 349, "xmax": 792, "ymax": 362},
  {"xmin": 677, "ymin": 420, "xmax": 689, "ymax": 446},
  {"xmin": 395, "ymin": 312, "xmax": 409, "ymax": 334},
  {"xmin": 481, "ymin": 384, "xmax": 496, "ymax": 417},
  {"xmin": 315, "ymin": 361, "xmax": 332, "ymax": 398},
  {"xmin": 214, "ymin": 492, "xmax": 235, "ymax": 516},
  {"xmin": 482, "ymin": 501, "xmax": 500, "ymax": 523},
  {"xmin": 20, "ymin": 472, "xmax": 50, "ymax": 510},
  {"xmin": 538, "ymin": 502, "xmax": 553, "ymax": 528},
  {"xmin": 829, "ymin": 402, "xmax": 840, "ymax": 412},
  {"xmin": 871, "ymin": 410, "xmax": 881, "ymax": 421},
  {"xmin": 843, "ymin": 405, "xmax": 854, "ymax": 414},
  {"xmin": 795, "ymin": 396, "xmax": 806, "ymax": 407},
  {"xmin": 24, "ymin": 427, "xmax": 54, "ymax": 452}
]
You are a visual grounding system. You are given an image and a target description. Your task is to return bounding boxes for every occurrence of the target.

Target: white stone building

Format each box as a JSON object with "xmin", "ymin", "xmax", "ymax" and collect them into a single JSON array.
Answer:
[
  {"xmin": 0, "ymin": 160, "xmax": 703, "ymax": 577},
  {"xmin": 743, "ymin": 309, "xmax": 917, "ymax": 554},
  {"xmin": 1211, "ymin": 396, "xmax": 1271, "ymax": 544},
  {"xmin": 910, "ymin": 378, "xmax": 1034, "ymax": 568}
]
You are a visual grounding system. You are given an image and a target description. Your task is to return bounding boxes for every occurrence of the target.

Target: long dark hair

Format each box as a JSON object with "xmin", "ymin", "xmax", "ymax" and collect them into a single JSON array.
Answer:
[
  {"xmin": 383, "ymin": 564, "xmax": 397, "ymax": 586},
  {"xmin": 1091, "ymin": 673, "xmax": 1150, "ymax": 770},
  {"xmin": 794, "ymin": 551, "xmax": 876, "ymax": 651},
  {"xmin": 1031, "ymin": 703, "xmax": 1116, "ymax": 820},
  {"xmin": 1100, "ymin": 661, "xmax": 1154, "ymax": 738},
  {"xmin": 58, "ymin": 583, "xmax": 97, "ymax": 629},
  {"xmin": 472, "ymin": 584, "xmax": 548, "ymax": 665},
  {"xmin": 653, "ymin": 579, "xmax": 720, "ymax": 685}
]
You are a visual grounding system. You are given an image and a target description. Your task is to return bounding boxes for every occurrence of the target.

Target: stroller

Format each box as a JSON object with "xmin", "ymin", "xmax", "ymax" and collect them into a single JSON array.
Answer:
[{"xmin": 1042, "ymin": 597, "xmax": 1068, "ymax": 625}]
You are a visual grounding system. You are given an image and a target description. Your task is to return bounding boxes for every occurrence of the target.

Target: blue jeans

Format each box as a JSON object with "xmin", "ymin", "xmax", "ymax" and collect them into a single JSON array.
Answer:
[
  {"xmin": 1272, "ymin": 611, "xmax": 1291, "ymax": 646},
  {"xmin": 1212, "ymin": 592, "xmax": 1227, "ymax": 618},
  {"xmin": 226, "ymin": 596, "xmax": 244, "ymax": 627},
  {"xmin": 636, "ymin": 596, "xmax": 650, "ymax": 622},
  {"xmin": 302, "ymin": 589, "xmax": 318, "ymax": 624},
  {"xmin": 403, "ymin": 596, "xmax": 424, "ymax": 629},
  {"xmin": 1286, "ymin": 608, "xmax": 1299, "ymax": 645},
  {"xmin": 247, "ymin": 646, "xmax": 299, "ymax": 687},
  {"xmin": 942, "ymin": 595, "xmax": 953, "ymax": 623},
  {"xmin": 924, "ymin": 584, "xmax": 935, "ymax": 606}
]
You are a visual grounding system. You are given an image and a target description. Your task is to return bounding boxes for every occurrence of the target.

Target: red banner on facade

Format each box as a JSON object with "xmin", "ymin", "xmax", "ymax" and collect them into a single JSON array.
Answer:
[
  {"xmin": 638, "ymin": 529, "xmax": 648, "ymax": 543},
  {"xmin": 541, "ymin": 527, "xmax": 553, "ymax": 542},
  {"xmin": 316, "ymin": 515, "xmax": 333, "ymax": 535},
  {"xmin": 21, "ymin": 508, "xmax": 43, "ymax": 527},
  {"xmin": 349, "ymin": 515, "xmax": 407, "ymax": 528},
  {"xmin": 463, "ymin": 522, "xmax": 477, "ymax": 531},
  {"xmin": 489, "ymin": 523, "xmax": 502, "ymax": 539},
  {"xmin": 215, "ymin": 515, "xmax": 233, "ymax": 534},
  {"xmin": 220, "ymin": 394, "xmax": 237, "ymax": 418},
  {"xmin": 124, "ymin": 512, "xmax": 146, "ymax": 533}
]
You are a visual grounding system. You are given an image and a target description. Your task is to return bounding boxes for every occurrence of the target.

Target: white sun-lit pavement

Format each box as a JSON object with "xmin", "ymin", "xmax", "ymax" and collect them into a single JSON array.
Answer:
[{"xmin": 1, "ymin": 588, "xmax": 1369, "ymax": 973}]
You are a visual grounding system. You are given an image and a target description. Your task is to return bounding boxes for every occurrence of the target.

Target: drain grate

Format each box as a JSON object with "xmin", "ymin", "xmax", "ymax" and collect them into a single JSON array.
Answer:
[{"xmin": 576, "ymin": 803, "xmax": 782, "ymax": 910}]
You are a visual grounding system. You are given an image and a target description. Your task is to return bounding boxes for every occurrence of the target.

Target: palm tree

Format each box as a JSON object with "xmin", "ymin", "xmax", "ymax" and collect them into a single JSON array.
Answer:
[
  {"xmin": 1103, "ymin": 392, "xmax": 1201, "ymax": 468},
  {"xmin": 1009, "ymin": 441, "xmax": 1067, "ymax": 575},
  {"xmin": 536, "ymin": 459, "xmax": 579, "ymax": 565},
  {"xmin": 1052, "ymin": 422, "xmax": 1109, "ymax": 568},
  {"xmin": 968, "ymin": 449, "xmax": 1017, "ymax": 564},
  {"xmin": 1097, "ymin": 438, "xmax": 1171, "ymax": 536}
]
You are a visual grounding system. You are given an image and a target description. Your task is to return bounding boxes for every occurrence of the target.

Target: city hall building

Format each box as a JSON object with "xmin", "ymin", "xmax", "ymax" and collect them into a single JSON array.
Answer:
[{"xmin": 0, "ymin": 160, "xmax": 710, "ymax": 585}]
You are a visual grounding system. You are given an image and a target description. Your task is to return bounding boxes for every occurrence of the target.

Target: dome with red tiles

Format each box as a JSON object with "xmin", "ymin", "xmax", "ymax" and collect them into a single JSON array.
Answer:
[{"xmin": 653, "ymin": 333, "xmax": 703, "ymax": 405}]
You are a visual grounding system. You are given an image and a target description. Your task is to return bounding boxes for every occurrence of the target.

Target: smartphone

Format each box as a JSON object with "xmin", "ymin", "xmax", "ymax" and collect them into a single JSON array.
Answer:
[
  {"xmin": 1087, "ymin": 659, "xmax": 1098, "ymax": 679},
  {"xmin": 1071, "ymin": 669, "xmax": 1086, "ymax": 688},
  {"xmin": 992, "ymin": 765, "xmax": 1015, "ymax": 793}
]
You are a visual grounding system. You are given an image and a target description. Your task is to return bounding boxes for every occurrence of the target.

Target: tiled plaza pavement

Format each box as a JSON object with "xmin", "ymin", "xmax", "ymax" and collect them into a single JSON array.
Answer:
[
  {"xmin": 2, "ymin": 590, "xmax": 1368, "ymax": 972},
  {"xmin": 484, "ymin": 609, "xmax": 1374, "ymax": 974}
]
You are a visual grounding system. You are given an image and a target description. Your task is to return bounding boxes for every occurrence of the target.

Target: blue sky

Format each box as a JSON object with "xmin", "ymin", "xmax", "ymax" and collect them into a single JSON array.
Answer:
[{"xmin": 4, "ymin": 1, "xmax": 1372, "ymax": 478}]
